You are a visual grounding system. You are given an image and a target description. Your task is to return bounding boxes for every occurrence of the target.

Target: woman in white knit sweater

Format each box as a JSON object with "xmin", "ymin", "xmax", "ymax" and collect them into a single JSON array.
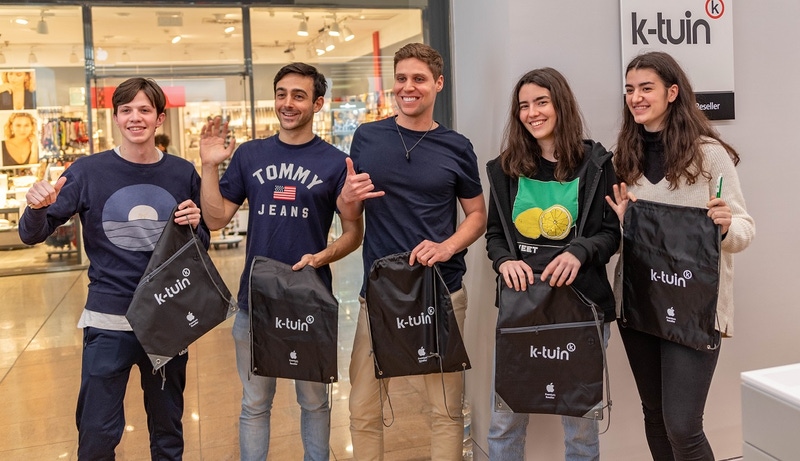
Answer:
[{"xmin": 606, "ymin": 51, "xmax": 755, "ymax": 460}]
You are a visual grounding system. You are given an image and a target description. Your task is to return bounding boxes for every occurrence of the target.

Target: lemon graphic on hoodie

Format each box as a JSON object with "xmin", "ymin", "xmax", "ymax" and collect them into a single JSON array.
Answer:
[
  {"xmin": 512, "ymin": 176, "xmax": 579, "ymax": 241},
  {"xmin": 539, "ymin": 205, "xmax": 573, "ymax": 240},
  {"xmin": 514, "ymin": 207, "xmax": 544, "ymax": 238}
]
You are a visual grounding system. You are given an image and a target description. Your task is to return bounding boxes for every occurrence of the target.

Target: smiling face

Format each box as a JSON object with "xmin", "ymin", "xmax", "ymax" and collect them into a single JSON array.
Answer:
[
  {"xmin": 625, "ymin": 68, "xmax": 678, "ymax": 132},
  {"xmin": 274, "ymin": 73, "xmax": 322, "ymax": 136},
  {"xmin": 518, "ymin": 83, "xmax": 557, "ymax": 149},
  {"xmin": 112, "ymin": 90, "xmax": 164, "ymax": 146},
  {"xmin": 393, "ymin": 57, "xmax": 443, "ymax": 122}
]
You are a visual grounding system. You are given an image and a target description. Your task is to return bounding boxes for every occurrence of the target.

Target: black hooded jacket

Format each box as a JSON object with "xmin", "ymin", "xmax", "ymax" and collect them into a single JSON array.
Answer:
[{"xmin": 486, "ymin": 140, "xmax": 620, "ymax": 320}]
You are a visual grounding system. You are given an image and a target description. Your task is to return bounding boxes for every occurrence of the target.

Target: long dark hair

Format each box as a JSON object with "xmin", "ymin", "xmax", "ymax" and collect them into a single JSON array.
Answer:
[
  {"xmin": 615, "ymin": 51, "xmax": 740, "ymax": 188},
  {"xmin": 500, "ymin": 68, "xmax": 584, "ymax": 181}
]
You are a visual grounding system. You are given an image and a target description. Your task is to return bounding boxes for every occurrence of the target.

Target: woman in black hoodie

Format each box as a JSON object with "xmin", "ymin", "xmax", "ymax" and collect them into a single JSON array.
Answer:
[{"xmin": 485, "ymin": 67, "xmax": 620, "ymax": 461}]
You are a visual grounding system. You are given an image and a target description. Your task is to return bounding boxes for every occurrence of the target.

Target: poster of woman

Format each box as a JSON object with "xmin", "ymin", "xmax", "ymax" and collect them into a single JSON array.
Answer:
[
  {"xmin": 1, "ymin": 111, "xmax": 40, "ymax": 167},
  {"xmin": 0, "ymin": 70, "xmax": 37, "ymax": 111}
]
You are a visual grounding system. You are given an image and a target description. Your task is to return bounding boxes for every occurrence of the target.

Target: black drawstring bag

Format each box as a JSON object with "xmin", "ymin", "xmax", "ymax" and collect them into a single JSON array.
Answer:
[
  {"xmin": 621, "ymin": 199, "xmax": 721, "ymax": 351},
  {"xmin": 487, "ymin": 169, "xmax": 609, "ymax": 419},
  {"xmin": 248, "ymin": 256, "xmax": 338, "ymax": 383},
  {"xmin": 494, "ymin": 273, "xmax": 606, "ymax": 418},
  {"xmin": 127, "ymin": 206, "xmax": 238, "ymax": 371},
  {"xmin": 365, "ymin": 252, "xmax": 471, "ymax": 379}
]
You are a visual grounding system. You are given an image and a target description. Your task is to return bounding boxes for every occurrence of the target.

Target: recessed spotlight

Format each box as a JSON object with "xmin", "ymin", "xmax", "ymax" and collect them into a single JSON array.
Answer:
[{"xmin": 224, "ymin": 26, "xmax": 235, "ymax": 34}]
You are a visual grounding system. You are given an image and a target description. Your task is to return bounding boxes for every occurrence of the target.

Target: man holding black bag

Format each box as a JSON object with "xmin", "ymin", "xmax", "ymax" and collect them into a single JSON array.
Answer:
[
  {"xmin": 19, "ymin": 77, "xmax": 206, "ymax": 460},
  {"xmin": 337, "ymin": 43, "xmax": 486, "ymax": 461},
  {"xmin": 199, "ymin": 63, "xmax": 363, "ymax": 461}
]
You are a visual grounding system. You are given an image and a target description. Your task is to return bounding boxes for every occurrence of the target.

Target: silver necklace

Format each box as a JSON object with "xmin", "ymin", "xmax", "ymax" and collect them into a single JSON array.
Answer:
[{"xmin": 395, "ymin": 116, "xmax": 434, "ymax": 161}]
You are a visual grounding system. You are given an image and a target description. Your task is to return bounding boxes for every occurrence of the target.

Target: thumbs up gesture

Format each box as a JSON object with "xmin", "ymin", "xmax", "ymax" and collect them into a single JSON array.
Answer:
[
  {"xmin": 340, "ymin": 157, "xmax": 385, "ymax": 204},
  {"xmin": 26, "ymin": 176, "xmax": 67, "ymax": 209}
]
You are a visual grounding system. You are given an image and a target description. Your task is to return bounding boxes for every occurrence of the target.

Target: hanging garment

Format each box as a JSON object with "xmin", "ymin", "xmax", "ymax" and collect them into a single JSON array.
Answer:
[
  {"xmin": 249, "ymin": 256, "xmax": 339, "ymax": 383},
  {"xmin": 127, "ymin": 206, "xmax": 237, "ymax": 370},
  {"xmin": 365, "ymin": 252, "xmax": 470, "ymax": 379},
  {"xmin": 494, "ymin": 269, "xmax": 606, "ymax": 418},
  {"xmin": 620, "ymin": 199, "xmax": 721, "ymax": 350}
]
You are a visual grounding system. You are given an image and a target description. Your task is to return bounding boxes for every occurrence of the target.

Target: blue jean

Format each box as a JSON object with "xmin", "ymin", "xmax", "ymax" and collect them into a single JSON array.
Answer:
[
  {"xmin": 618, "ymin": 322, "xmax": 720, "ymax": 461},
  {"xmin": 233, "ymin": 309, "xmax": 330, "ymax": 461},
  {"xmin": 77, "ymin": 327, "xmax": 187, "ymax": 460},
  {"xmin": 488, "ymin": 322, "xmax": 611, "ymax": 461}
]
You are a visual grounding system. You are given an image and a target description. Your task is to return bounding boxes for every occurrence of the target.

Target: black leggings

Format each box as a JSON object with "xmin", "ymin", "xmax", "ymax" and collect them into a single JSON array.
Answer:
[{"xmin": 618, "ymin": 322, "xmax": 721, "ymax": 461}]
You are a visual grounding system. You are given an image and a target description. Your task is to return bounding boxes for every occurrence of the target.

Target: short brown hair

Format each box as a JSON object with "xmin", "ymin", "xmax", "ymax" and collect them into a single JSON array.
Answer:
[
  {"xmin": 394, "ymin": 43, "xmax": 443, "ymax": 79},
  {"xmin": 112, "ymin": 78, "xmax": 166, "ymax": 115},
  {"xmin": 273, "ymin": 63, "xmax": 327, "ymax": 101}
]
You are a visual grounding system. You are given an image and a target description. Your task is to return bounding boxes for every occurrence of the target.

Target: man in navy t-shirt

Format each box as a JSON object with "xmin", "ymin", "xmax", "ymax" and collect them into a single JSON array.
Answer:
[
  {"xmin": 338, "ymin": 43, "xmax": 486, "ymax": 461},
  {"xmin": 199, "ymin": 63, "xmax": 362, "ymax": 461},
  {"xmin": 20, "ymin": 78, "xmax": 206, "ymax": 460}
]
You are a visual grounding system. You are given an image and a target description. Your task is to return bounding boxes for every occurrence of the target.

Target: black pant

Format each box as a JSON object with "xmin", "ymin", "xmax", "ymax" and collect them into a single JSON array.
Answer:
[
  {"xmin": 618, "ymin": 322, "xmax": 720, "ymax": 461},
  {"xmin": 77, "ymin": 327, "xmax": 187, "ymax": 460}
]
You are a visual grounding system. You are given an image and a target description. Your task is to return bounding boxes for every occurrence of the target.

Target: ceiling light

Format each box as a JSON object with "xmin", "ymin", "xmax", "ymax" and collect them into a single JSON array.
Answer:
[
  {"xmin": 297, "ymin": 16, "xmax": 308, "ymax": 37},
  {"xmin": 15, "ymin": 18, "xmax": 29, "ymax": 25},
  {"xmin": 171, "ymin": 35, "xmax": 182, "ymax": 44},
  {"xmin": 314, "ymin": 39, "xmax": 325, "ymax": 56},
  {"xmin": 324, "ymin": 35, "xmax": 335, "ymax": 52},
  {"xmin": 342, "ymin": 24, "xmax": 355, "ymax": 42},
  {"xmin": 224, "ymin": 26, "xmax": 235, "ymax": 34},
  {"xmin": 329, "ymin": 22, "xmax": 341, "ymax": 37},
  {"xmin": 37, "ymin": 13, "xmax": 49, "ymax": 35},
  {"xmin": 28, "ymin": 50, "xmax": 37, "ymax": 64}
]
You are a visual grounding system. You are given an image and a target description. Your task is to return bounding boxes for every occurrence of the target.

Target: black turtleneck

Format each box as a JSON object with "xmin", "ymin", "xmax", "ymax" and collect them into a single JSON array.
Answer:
[{"xmin": 642, "ymin": 130, "xmax": 665, "ymax": 184}]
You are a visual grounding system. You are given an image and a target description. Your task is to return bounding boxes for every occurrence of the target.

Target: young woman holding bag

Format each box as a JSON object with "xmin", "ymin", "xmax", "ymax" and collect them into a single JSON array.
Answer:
[
  {"xmin": 486, "ymin": 67, "xmax": 620, "ymax": 460},
  {"xmin": 606, "ymin": 51, "xmax": 755, "ymax": 460}
]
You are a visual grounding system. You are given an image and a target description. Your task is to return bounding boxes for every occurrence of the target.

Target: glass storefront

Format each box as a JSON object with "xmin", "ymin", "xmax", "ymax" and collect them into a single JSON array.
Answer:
[{"xmin": 0, "ymin": 1, "xmax": 441, "ymax": 276}]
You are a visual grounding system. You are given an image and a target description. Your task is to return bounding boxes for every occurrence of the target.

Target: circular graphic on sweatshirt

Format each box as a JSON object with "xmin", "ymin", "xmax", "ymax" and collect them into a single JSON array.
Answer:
[
  {"xmin": 514, "ymin": 207, "xmax": 543, "ymax": 239},
  {"xmin": 102, "ymin": 184, "xmax": 177, "ymax": 251},
  {"xmin": 539, "ymin": 205, "xmax": 573, "ymax": 240}
]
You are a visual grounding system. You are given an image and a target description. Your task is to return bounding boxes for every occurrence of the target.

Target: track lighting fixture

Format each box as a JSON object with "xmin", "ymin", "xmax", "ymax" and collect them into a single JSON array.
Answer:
[
  {"xmin": 341, "ymin": 24, "xmax": 355, "ymax": 42},
  {"xmin": 297, "ymin": 16, "xmax": 309, "ymax": 37},
  {"xmin": 37, "ymin": 12, "xmax": 49, "ymax": 35},
  {"xmin": 329, "ymin": 21, "xmax": 341, "ymax": 37},
  {"xmin": 28, "ymin": 49, "xmax": 38, "ymax": 64}
]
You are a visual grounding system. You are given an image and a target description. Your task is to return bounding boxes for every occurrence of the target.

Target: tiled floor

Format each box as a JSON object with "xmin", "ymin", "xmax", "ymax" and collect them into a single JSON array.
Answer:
[{"xmin": 0, "ymin": 240, "xmax": 437, "ymax": 460}]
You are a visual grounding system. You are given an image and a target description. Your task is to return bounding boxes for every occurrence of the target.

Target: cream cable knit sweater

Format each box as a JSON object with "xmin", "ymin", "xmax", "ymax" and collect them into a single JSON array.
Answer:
[{"xmin": 614, "ymin": 137, "xmax": 755, "ymax": 336}]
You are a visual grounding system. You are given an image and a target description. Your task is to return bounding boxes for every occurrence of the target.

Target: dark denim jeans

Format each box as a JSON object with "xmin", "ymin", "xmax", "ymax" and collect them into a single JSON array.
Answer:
[{"xmin": 618, "ymin": 322, "xmax": 720, "ymax": 461}]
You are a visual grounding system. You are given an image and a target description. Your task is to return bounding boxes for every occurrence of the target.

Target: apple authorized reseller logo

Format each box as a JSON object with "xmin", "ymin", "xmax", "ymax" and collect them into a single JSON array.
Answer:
[
  {"xmin": 289, "ymin": 350, "xmax": 299, "ymax": 366},
  {"xmin": 666, "ymin": 306, "xmax": 677, "ymax": 324},
  {"xmin": 186, "ymin": 310, "xmax": 199, "ymax": 328},
  {"xmin": 417, "ymin": 345, "xmax": 430, "ymax": 364},
  {"xmin": 545, "ymin": 382, "xmax": 556, "ymax": 400}
]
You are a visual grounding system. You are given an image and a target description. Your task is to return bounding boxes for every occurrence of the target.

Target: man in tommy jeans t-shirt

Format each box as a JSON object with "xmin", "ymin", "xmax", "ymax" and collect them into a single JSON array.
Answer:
[{"xmin": 199, "ymin": 63, "xmax": 362, "ymax": 461}]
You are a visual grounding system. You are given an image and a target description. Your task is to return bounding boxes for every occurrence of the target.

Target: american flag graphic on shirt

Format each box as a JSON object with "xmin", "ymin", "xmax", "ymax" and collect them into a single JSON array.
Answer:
[{"xmin": 273, "ymin": 185, "xmax": 297, "ymax": 201}]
